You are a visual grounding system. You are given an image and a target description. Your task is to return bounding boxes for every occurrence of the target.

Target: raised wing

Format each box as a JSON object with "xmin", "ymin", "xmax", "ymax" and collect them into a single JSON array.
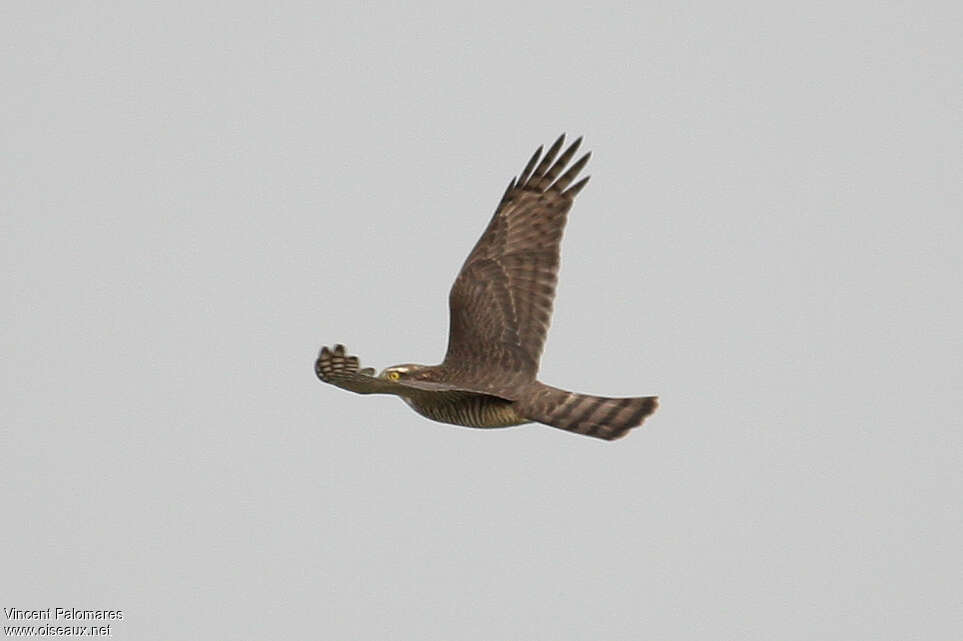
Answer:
[{"xmin": 442, "ymin": 135, "xmax": 590, "ymax": 389}]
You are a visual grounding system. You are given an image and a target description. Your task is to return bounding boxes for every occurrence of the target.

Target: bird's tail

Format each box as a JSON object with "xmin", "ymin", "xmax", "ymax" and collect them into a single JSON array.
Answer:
[{"xmin": 515, "ymin": 382, "xmax": 658, "ymax": 441}]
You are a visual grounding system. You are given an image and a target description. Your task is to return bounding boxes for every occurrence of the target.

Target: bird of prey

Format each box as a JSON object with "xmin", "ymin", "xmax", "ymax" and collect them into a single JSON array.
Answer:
[{"xmin": 315, "ymin": 135, "xmax": 658, "ymax": 440}]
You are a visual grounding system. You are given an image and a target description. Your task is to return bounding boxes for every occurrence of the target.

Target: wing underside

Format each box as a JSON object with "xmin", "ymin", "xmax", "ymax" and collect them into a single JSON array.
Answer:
[{"xmin": 443, "ymin": 135, "xmax": 590, "ymax": 390}]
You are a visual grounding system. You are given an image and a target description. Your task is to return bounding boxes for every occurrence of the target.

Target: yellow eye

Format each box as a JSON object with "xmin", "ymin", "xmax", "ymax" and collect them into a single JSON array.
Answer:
[{"xmin": 387, "ymin": 371, "xmax": 401, "ymax": 381}]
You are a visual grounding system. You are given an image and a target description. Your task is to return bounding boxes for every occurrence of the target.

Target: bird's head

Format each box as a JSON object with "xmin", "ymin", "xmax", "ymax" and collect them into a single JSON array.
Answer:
[{"xmin": 379, "ymin": 364, "xmax": 422, "ymax": 382}]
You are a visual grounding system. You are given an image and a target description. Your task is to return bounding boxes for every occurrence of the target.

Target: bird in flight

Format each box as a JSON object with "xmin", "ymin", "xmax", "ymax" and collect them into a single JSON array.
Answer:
[{"xmin": 315, "ymin": 135, "xmax": 658, "ymax": 440}]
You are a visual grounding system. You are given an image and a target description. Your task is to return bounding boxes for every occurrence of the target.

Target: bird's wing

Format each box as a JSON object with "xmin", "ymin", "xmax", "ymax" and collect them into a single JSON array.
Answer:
[
  {"xmin": 315, "ymin": 344, "xmax": 485, "ymax": 396},
  {"xmin": 442, "ymin": 134, "xmax": 590, "ymax": 390}
]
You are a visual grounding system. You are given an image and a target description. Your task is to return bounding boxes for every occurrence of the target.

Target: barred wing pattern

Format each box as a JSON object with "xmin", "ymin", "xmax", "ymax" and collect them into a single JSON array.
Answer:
[
  {"xmin": 315, "ymin": 344, "xmax": 384, "ymax": 394},
  {"xmin": 316, "ymin": 344, "xmax": 470, "ymax": 396},
  {"xmin": 315, "ymin": 136, "xmax": 660, "ymax": 441},
  {"xmin": 316, "ymin": 345, "xmax": 531, "ymax": 429},
  {"xmin": 443, "ymin": 135, "xmax": 590, "ymax": 391}
]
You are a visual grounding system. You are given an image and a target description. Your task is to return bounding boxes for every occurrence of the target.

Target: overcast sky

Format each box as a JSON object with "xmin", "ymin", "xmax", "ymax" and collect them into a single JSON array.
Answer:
[{"xmin": 3, "ymin": 2, "xmax": 961, "ymax": 639}]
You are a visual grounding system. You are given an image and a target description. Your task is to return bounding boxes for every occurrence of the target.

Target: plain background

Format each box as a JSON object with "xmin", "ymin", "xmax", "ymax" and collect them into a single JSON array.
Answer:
[{"xmin": 3, "ymin": 2, "xmax": 960, "ymax": 639}]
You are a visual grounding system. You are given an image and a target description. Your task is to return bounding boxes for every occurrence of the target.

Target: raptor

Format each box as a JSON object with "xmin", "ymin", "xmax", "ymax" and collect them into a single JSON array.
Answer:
[{"xmin": 315, "ymin": 135, "xmax": 658, "ymax": 440}]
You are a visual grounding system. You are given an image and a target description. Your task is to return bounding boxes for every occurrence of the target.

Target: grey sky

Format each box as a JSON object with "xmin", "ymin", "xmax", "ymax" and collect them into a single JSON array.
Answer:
[{"xmin": 3, "ymin": 2, "xmax": 961, "ymax": 639}]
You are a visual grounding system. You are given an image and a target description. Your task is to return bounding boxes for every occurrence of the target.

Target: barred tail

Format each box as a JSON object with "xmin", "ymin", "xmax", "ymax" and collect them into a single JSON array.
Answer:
[{"xmin": 516, "ymin": 383, "xmax": 658, "ymax": 441}]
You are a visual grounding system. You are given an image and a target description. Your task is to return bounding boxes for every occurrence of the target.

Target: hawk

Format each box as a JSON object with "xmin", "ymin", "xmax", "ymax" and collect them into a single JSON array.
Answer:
[{"xmin": 315, "ymin": 135, "xmax": 658, "ymax": 440}]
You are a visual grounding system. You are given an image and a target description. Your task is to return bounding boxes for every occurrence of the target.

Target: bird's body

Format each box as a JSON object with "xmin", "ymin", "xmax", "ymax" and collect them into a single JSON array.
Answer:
[
  {"xmin": 315, "ymin": 135, "xmax": 658, "ymax": 440},
  {"xmin": 399, "ymin": 387, "xmax": 527, "ymax": 429}
]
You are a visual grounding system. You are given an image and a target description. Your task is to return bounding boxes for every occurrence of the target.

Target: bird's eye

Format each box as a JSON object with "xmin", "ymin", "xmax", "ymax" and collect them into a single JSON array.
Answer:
[{"xmin": 387, "ymin": 371, "xmax": 401, "ymax": 381}]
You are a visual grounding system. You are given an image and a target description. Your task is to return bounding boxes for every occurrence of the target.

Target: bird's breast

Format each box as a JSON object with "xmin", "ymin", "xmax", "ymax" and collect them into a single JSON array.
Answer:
[{"xmin": 402, "ymin": 392, "xmax": 529, "ymax": 429}]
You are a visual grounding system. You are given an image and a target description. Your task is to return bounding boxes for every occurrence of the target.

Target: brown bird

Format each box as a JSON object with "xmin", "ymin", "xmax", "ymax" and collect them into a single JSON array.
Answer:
[{"xmin": 315, "ymin": 135, "xmax": 658, "ymax": 440}]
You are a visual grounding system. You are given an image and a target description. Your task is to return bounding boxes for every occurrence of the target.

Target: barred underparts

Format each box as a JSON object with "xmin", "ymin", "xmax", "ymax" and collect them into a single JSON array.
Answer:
[{"xmin": 314, "ymin": 135, "xmax": 659, "ymax": 441}]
